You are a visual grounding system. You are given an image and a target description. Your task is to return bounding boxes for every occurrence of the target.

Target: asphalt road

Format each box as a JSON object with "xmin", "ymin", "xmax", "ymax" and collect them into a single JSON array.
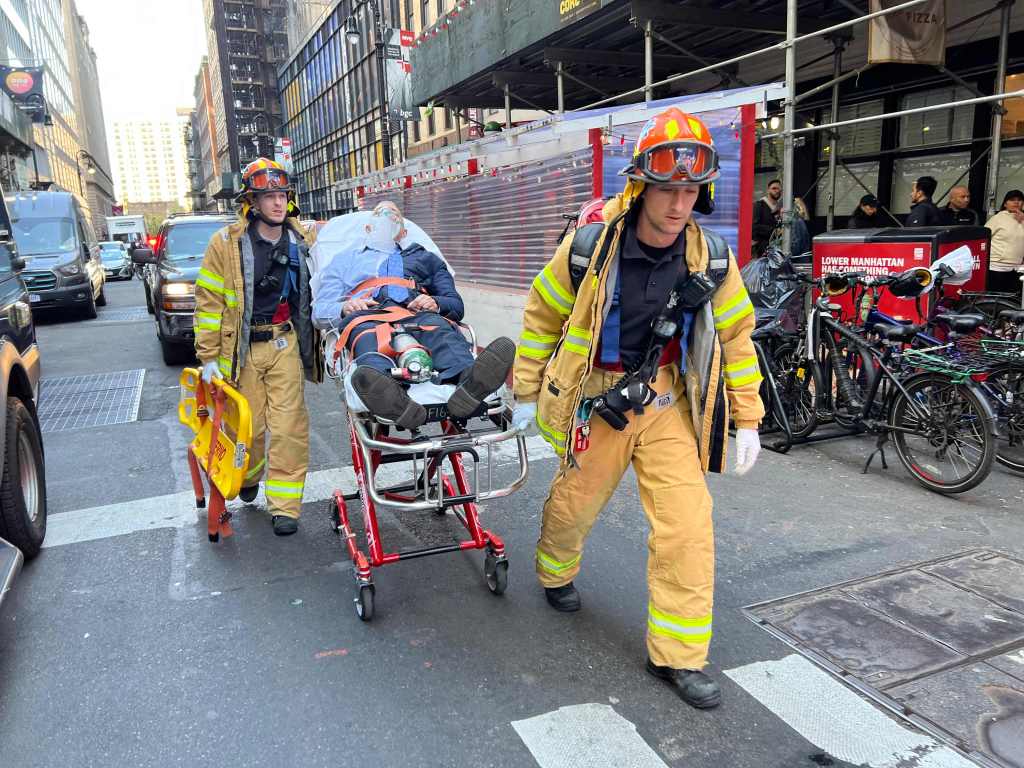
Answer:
[{"xmin": 1, "ymin": 278, "xmax": 1022, "ymax": 768}]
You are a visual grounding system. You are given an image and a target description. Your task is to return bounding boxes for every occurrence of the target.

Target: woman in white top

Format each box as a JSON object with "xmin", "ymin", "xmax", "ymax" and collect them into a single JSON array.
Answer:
[{"xmin": 985, "ymin": 189, "xmax": 1024, "ymax": 297}]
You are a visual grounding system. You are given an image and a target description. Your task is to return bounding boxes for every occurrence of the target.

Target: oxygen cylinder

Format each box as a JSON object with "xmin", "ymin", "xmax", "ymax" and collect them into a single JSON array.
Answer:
[{"xmin": 391, "ymin": 331, "xmax": 434, "ymax": 383}]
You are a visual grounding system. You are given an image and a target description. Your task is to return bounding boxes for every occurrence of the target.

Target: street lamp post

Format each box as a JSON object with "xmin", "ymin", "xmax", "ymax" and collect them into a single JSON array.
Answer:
[
  {"xmin": 75, "ymin": 149, "xmax": 97, "ymax": 197},
  {"xmin": 346, "ymin": 0, "xmax": 392, "ymax": 168}
]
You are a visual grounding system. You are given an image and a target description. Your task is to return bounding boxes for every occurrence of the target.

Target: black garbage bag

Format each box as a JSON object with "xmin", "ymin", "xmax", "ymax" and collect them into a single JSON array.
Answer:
[{"xmin": 741, "ymin": 246, "xmax": 802, "ymax": 330}]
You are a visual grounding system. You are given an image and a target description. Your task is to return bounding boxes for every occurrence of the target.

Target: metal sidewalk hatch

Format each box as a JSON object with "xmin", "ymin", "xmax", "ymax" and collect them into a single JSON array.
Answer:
[
  {"xmin": 39, "ymin": 369, "xmax": 146, "ymax": 433},
  {"xmin": 744, "ymin": 549, "xmax": 1024, "ymax": 768}
]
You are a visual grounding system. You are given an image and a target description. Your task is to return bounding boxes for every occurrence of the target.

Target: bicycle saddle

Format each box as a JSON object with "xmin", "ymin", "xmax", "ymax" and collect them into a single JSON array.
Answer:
[
  {"xmin": 997, "ymin": 309, "xmax": 1024, "ymax": 324},
  {"xmin": 934, "ymin": 313, "xmax": 985, "ymax": 333},
  {"xmin": 874, "ymin": 322, "xmax": 923, "ymax": 341}
]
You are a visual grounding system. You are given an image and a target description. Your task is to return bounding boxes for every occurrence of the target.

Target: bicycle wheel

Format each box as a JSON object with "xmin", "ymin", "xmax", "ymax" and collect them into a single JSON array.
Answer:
[
  {"xmin": 985, "ymin": 364, "xmax": 1024, "ymax": 475},
  {"xmin": 971, "ymin": 298, "xmax": 1020, "ymax": 326},
  {"xmin": 772, "ymin": 343, "xmax": 822, "ymax": 439},
  {"xmin": 889, "ymin": 373, "xmax": 995, "ymax": 494},
  {"xmin": 820, "ymin": 334, "xmax": 876, "ymax": 429}
]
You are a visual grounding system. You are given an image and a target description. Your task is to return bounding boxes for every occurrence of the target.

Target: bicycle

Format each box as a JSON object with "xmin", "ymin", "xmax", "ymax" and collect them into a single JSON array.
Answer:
[
  {"xmin": 790, "ymin": 275, "xmax": 997, "ymax": 494},
  {"xmin": 849, "ymin": 267, "xmax": 1024, "ymax": 476}
]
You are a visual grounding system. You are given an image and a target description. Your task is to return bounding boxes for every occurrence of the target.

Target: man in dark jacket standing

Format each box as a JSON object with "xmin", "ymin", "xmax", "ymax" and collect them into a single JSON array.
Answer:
[
  {"xmin": 752, "ymin": 179, "xmax": 782, "ymax": 257},
  {"xmin": 941, "ymin": 186, "xmax": 978, "ymax": 226},
  {"xmin": 906, "ymin": 176, "xmax": 943, "ymax": 226}
]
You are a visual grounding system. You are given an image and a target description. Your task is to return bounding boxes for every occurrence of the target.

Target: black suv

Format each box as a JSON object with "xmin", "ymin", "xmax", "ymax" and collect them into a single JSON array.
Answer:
[
  {"xmin": 0, "ymin": 187, "xmax": 47, "ymax": 603},
  {"xmin": 133, "ymin": 212, "xmax": 234, "ymax": 365}
]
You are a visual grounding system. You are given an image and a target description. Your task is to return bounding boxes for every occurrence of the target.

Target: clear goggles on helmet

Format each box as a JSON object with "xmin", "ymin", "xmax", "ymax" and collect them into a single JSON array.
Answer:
[
  {"xmin": 631, "ymin": 140, "xmax": 719, "ymax": 184},
  {"xmin": 247, "ymin": 167, "xmax": 290, "ymax": 191}
]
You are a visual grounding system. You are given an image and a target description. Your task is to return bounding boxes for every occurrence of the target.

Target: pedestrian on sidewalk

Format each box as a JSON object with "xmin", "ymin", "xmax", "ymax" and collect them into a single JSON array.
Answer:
[
  {"xmin": 511, "ymin": 107, "xmax": 765, "ymax": 710},
  {"xmin": 984, "ymin": 189, "xmax": 1024, "ymax": 298},
  {"xmin": 752, "ymin": 178, "xmax": 782, "ymax": 257},
  {"xmin": 906, "ymin": 176, "xmax": 943, "ymax": 226},
  {"xmin": 194, "ymin": 158, "xmax": 320, "ymax": 536}
]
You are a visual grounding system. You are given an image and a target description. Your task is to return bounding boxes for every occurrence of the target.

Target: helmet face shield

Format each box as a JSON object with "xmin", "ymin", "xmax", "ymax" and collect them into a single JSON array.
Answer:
[
  {"xmin": 632, "ymin": 140, "xmax": 719, "ymax": 184},
  {"xmin": 248, "ymin": 167, "xmax": 291, "ymax": 192}
]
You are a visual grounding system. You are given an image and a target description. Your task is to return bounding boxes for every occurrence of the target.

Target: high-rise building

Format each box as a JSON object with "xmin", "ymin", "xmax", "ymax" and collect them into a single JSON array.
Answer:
[
  {"xmin": 191, "ymin": 57, "xmax": 223, "ymax": 210},
  {"xmin": 3, "ymin": 0, "xmax": 115, "ymax": 233},
  {"xmin": 201, "ymin": 0, "xmax": 289, "ymax": 201},
  {"xmin": 111, "ymin": 120, "xmax": 190, "ymax": 210},
  {"xmin": 67, "ymin": 5, "xmax": 115, "ymax": 235},
  {"xmin": 0, "ymin": 0, "xmax": 35, "ymax": 191}
]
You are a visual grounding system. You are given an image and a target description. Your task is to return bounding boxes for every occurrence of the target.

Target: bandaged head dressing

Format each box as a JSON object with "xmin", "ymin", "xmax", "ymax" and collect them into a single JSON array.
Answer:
[{"xmin": 365, "ymin": 208, "xmax": 402, "ymax": 252}]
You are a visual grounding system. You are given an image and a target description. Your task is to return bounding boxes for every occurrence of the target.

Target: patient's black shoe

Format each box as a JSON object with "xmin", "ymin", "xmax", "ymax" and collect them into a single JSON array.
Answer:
[
  {"xmin": 352, "ymin": 367, "xmax": 427, "ymax": 429},
  {"xmin": 447, "ymin": 337, "xmax": 516, "ymax": 419}
]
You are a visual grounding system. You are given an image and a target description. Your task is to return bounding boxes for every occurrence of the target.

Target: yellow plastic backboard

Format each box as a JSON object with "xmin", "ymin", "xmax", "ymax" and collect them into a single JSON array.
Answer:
[{"xmin": 179, "ymin": 368, "xmax": 252, "ymax": 500}]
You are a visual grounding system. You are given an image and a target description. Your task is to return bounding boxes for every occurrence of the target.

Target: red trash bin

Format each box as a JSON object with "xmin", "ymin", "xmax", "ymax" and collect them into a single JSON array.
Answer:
[{"xmin": 812, "ymin": 226, "xmax": 990, "ymax": 323}]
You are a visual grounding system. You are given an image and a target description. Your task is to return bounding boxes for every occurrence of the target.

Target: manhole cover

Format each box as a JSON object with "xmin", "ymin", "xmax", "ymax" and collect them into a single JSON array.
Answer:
[
  {"xmin": 745, "ymin": 549, "xmax": 1024, "ymax": 768},
  {"xmin": 38, "ymin": 369, "xmax": 145, "ymax": 433},
  {"xmin": 96, "ymin": 306, "xmax": 150, "ymax": 323}
]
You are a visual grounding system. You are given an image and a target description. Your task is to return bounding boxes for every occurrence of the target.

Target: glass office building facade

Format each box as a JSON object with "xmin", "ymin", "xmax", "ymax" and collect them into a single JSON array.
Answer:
[{"xmin": 279, "ymin": 0, "xmax": 402, "ymax": 218}]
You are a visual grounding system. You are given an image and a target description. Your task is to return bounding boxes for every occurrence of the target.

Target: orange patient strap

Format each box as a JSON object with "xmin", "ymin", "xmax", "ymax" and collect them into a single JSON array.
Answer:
[
  {"xmin": 347, "ymin": 276, "xmax": 418, "ymax": 301},
  {"xmin": 334, "ymin": 305, "xmax": 416, "ymax": 362}
]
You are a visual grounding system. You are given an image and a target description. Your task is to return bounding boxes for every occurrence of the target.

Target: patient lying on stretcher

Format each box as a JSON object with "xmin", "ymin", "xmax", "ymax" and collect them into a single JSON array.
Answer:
[{"xmin": 312, "ymin": 202, "xmax": 515, "ymax": 429}]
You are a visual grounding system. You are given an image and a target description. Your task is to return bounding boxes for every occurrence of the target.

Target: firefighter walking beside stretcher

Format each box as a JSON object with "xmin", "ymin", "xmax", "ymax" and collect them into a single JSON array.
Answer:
[
  {"xmin": 194, "ymin": 158, "xmax": 319, "ymax": 536},
  {"xmin": 511, "ymin": 108, "xmax": 765, "ymax": 708}
]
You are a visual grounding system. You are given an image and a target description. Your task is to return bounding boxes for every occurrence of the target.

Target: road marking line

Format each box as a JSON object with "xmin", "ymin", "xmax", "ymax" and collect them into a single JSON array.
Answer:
[
  {"xmin": 512, "ymin": 703, "xmax": 669, "ymax": 768},
  {"xmin": 724, "ymin": 654, "xmax": 977, "ymax": 768},
  {"xmin": 44, "ymin": 434, "xmax": 552, "ymax": 548}
]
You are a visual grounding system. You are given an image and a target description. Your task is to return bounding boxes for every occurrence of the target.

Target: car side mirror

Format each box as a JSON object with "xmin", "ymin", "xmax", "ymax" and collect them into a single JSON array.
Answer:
[
  {"xmin": 11, "ymin": 255, "xmax": 25, "ymax": 272},
  {"xmin": 132, "ymin": 247, "xmax": 157, "ymax": 265}
]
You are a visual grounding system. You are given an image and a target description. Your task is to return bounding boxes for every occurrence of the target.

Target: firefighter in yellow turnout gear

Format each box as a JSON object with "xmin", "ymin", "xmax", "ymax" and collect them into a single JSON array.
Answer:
[
  {"xmin": 194, "ymin": 158, "xmax": 320, "ymax": 536},
  {"xmin": 512, "ymin": 109, "xmax": 764, "ymax": 708}
]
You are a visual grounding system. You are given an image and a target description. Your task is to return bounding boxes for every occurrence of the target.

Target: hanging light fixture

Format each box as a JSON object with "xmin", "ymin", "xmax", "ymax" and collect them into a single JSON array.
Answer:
[{"xmin": 345, "ymin": 14, "xmax": 360, "ymax": 46}]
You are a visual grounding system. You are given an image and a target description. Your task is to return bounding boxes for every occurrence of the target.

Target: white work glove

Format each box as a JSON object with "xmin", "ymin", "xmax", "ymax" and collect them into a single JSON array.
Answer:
[
  {"xmin": 734, "ymin": 428, "xmax": 761, "ymax": 476},
  {"xmin": 511, "ymin": 402, "xmax": 538, "ymax": 435},
  {"xmin": 200, "ymin": 360, "xmax": 222, "ymax": 384}
]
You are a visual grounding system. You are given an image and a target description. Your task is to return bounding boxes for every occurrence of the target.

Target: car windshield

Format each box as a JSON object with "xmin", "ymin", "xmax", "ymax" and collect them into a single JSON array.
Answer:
[
  {"xmin": 11, "ymin": 216, "xmax": 76, "ymax": 256},
  {"xmin": 100, "ymin": 246, "xmax": 124, "ymax": 263},
  {"xmin": 164, "ymin": 221, "xmax": 228, "ymax": 263}
]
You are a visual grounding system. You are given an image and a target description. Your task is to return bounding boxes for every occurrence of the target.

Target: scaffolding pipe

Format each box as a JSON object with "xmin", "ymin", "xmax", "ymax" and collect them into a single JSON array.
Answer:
[
  {"xmin": 826, "ymin": 40, "xmax": 843, "ymax": 230},
  {"xmin": 781, "ymin": 0, "xmax": 797, "ymax": 254},
  {"xmin": 986, "ymin": 0, "xmax": 1014, "ymax": 217},
  {"xmin": 574, "ymin": 0, "xmax": 928, "ymax": 112},
  {"xmin": 504, "ymin": 84, "xmax": 512, "ymax": 130},
  {"xmin": 556, "ymin": 61, "xmax": 565, "ymax": 114},
  {"xmin": 794, "ymin": 64, "xmax": 866, "ymax": 105},
  {"xmin": 762, "ymin": 90, "xmax": 1024, "ymax": 139},
  {"xmin": 644, "ymin": 20, "xmax": 654, "ymax": 104}
]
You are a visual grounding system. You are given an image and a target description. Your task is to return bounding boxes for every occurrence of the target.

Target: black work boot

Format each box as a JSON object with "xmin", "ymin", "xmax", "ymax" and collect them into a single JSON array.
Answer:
[
  {"xmin": 544, "ymin": 582, "xmax": 581, "ymax": 612},
  {"xmin": 238, "ymin": 484, "xmax": 259, "ymax": 503},
  {"xmin": 272, "ymin": 515, "xmax": 298, "ymax": 536},
  {"xmin": 646, "ymin": 658, "xmax": 721, "ymax": 709},
  {"xmin": 352, "ymin": 367, "xmax": 427, "ymax": 429},
  {"xmin": 447, "ymin": 337, "xmax": 516, "ymax": 419}
]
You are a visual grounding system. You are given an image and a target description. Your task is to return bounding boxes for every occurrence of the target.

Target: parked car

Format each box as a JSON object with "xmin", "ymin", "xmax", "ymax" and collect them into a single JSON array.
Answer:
[
  {"xmin": 133, "ymin": 212, "xmax": 233, "ymax": 365},
  {"xmin": 0, "ymin": 186, "xmax": 47, "ymax": 601},
  {"xmin": 99, "ymin": 240, "xmax": 131, "ymax": 281},
  {"xmin": 5, "ymin": 191, "xmax": 106, "ymax": 319}
]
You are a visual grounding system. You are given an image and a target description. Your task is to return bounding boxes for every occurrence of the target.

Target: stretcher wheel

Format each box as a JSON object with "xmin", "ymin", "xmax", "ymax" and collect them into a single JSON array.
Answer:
[
  {"xmin": 355, "ymin": 583, "xmax": 375, "ymax": 621},
  {"xmin": 208, "ymin": 532, "xmax": 219, "ymax": 543},
  {"xmin": 484, "ymin": 553, "xmax": 508, "ymax": 596}
]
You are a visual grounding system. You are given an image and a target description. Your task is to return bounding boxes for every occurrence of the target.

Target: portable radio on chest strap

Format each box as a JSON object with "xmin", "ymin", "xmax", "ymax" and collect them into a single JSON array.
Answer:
[{"xmin": 568, "ymin": 224, "xmax": 731, "ymax": 432}]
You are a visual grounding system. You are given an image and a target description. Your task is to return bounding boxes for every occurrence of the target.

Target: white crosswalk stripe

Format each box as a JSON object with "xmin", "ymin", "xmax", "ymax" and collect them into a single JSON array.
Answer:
[
  {"xmin": 725, "ymin": 655, "xmax": 977, "ymax": 768},
  {"xmin": 44, "ymin": 434, "xmax": 552, "ymax": 548},
  {"xmin": 512, "ymin": 703, "xmax": 670, "ymax": 768}
]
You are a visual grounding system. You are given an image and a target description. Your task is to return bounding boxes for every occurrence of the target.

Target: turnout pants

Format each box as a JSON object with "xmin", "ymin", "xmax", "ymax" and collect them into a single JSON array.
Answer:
[
  {"xmin": 345, "ymin": 309, "xmax": 475, "ymax": 382},
  {"xmin": 536, "ymin": 364, "xmax": 714, "ymax": 670},
  {"xmin": 236, "ymin": 324, "xmax": 309, "ymax": 519}
]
